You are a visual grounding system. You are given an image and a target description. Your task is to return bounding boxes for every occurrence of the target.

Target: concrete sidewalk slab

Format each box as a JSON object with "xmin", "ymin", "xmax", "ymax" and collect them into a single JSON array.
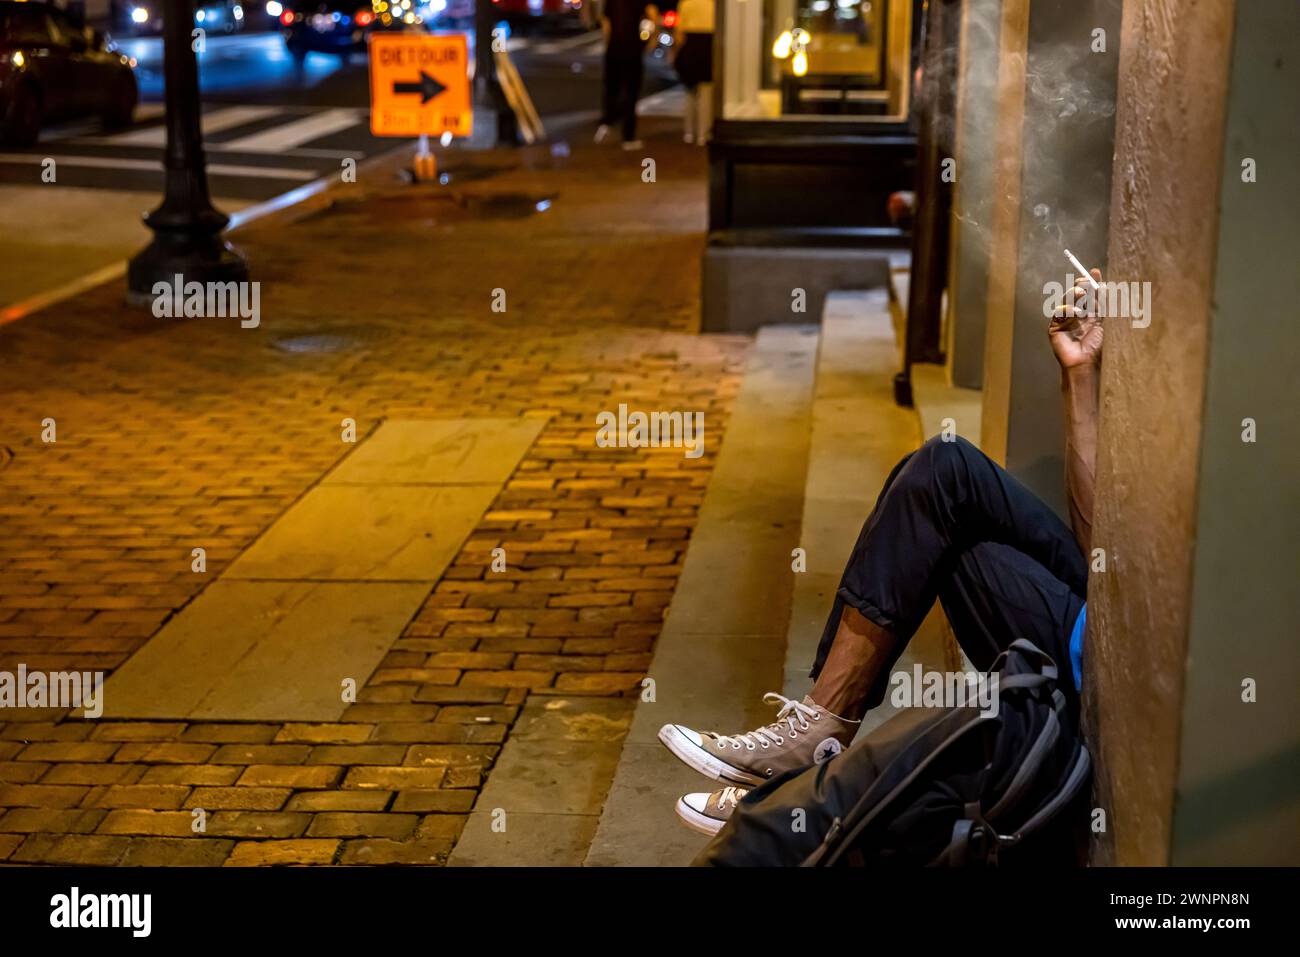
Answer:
[
  {"xmin": 102, "ymin": 580, "xmax": 429, "ymax": 721},
  {"xmin": 323, "ymin": 419, "xmax": 547, "ymax": 486},
  {"xmin": 223, "ymin": 484, "xmax": 500, "ymax": 582},
  {"xmin": 448, "ymin": 697, "xmax": 633, "ymax": 866},
  {"xmin": 103, "ymin": 417, "xmax": 542, "ymax": 721}
]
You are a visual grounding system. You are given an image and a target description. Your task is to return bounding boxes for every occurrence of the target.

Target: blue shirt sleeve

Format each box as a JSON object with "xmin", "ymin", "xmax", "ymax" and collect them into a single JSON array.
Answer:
[{"xmin": 1068, "ymin": 603, "xmax": 1086, "ymax": 691}]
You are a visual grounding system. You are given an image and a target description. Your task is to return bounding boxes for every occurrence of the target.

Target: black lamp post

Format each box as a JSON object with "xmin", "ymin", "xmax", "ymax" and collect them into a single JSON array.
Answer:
[{"xmin": 127, "ymin": 0, "xmax": 247, "ymax": 305}]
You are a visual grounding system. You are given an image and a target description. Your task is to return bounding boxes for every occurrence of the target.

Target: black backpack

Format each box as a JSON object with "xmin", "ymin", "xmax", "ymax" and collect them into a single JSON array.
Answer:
[{"xmin": 694, "ymin": 640, "xmax": 1091, "ymax": 867}]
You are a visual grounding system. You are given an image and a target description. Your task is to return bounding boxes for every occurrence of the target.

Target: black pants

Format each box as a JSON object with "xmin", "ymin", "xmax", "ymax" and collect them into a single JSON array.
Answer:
[
  {"xmin": 812, "ymin": 436, "xmax": 1088, "ymax": 707},
  {"xmin": 602, "ymin": 50, "xmax": 644, "ymax": 141}
]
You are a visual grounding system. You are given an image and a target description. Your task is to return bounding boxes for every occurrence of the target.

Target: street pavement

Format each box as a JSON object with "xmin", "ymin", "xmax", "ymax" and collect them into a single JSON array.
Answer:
[
  {"xmin": 0, "ymin": 108, "xmax": 744, "ymax": 865},
  {"xmin": 0, "ymin": 27, "xmax": 676, "ymax": 312}
]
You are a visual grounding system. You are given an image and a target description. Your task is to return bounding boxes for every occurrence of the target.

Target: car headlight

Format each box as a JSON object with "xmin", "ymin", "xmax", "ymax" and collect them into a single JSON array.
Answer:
[
  {"xmin": 130, "ymin": 6, "xmax": 150, "ymax": 22},
  {"xmin": 234, "ymin": 4, "xmax": 244, "ymax": 18}
]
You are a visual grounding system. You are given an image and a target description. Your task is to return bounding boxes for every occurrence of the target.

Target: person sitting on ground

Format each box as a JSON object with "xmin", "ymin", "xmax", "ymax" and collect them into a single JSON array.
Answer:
[{"xmin": 664, "ymin": 268, "xmax": 1105, "ymax": 835}]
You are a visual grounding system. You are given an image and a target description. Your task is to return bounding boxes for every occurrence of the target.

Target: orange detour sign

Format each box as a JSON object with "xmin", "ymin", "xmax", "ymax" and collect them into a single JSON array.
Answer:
[{"xmin": 368, "ymin": 32, "xmax": 472, "ymax": 138}]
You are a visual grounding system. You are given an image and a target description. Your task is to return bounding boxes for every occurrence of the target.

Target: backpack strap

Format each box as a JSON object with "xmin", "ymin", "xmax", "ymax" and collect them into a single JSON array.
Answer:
[
  {"xmin": 938, "ymin": 803, "xmax": 990, "ymax": 866},
  {"xmin": 984, "ymin": 705, "xmax": 1060, "ymax": 822},
  {"xmin": 1008, "ymin": 744, "xmax": 1092, "ymax": 841},
  {"xmin": 991, "ymin": 639, "xmax": 1059, "ymax": 683}
]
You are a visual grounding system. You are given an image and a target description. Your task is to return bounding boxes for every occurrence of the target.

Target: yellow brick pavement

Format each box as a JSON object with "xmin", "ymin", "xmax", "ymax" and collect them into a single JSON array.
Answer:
[{"xmin": 0, "ymin": 125, "xmax": 750, "ymax": 864}]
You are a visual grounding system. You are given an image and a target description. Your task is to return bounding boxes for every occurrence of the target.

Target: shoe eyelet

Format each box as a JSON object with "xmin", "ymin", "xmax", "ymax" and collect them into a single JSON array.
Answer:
[
  {"xmin": 774, "ymin": 737, "xmax": 784, "ymax": 746},
  {"xmin": 760, "ymin": 742, "xmax": 769, "ymax": 749},
  {"xmin": 732, "ymin": 742, "xmax": 742, "ymax": 750},
  {"xmin": 789, "ymin": 731, "xmax": 798, "ymax": 737},
  {"xmin": 746, "ymin": 744, "xmax": 756, "ymax": 751}
]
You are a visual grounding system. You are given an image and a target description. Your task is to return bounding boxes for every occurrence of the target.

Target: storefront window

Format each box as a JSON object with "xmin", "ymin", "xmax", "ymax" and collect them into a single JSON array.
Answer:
[{"xmin": 720, "ymin": 0, "xmax": 916, "ymax": 122}]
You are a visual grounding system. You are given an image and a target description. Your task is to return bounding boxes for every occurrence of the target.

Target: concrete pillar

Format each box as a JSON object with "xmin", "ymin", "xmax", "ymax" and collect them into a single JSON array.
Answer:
[
  {"xmin": 1086, "ymin": 0, "xmax": 1300, "ymax": 866},
  {"xmin": 943, "ymin": 0, "xmax": 1002, "ymax": 390},
  {"xmin": 979, "ymin": 0, "xmax": 1122, "ymax": 514}
]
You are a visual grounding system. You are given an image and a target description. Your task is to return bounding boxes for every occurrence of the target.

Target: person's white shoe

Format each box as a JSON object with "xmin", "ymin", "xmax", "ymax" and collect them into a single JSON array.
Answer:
[
  {"xmin": 621, "ymin": 139, "xmax": 644, "ymax": 151},
  {"xmin": 676, "ymin": 786, "xmax": 750, "ymax": 836},
  {"xmin": 594, "ymin": 124, "xmax": 612, "ymax": 143},
  {"xmin": 683, "ymin": 132, "xmax": 695, "ymax": 144}
]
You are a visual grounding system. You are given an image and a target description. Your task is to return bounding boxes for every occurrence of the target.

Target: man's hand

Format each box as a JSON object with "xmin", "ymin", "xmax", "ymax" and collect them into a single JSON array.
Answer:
[{"xmin": 1048, "ymin": 267, "xmax": 1104, "ymax": 371}]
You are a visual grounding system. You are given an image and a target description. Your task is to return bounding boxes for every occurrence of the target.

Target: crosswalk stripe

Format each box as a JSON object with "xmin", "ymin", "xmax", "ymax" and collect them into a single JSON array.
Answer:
[
  {"xmin": 219, "ymin": 108, "xmax": 364, "ymax": 152},
  {"xmin": 41, "ymin": 103, "xmax": 167, "ymax": 143},
  {"xmin": 0, "ymin": 153, "xmax": 317, "ymax": 181},
  {"xmin": 95, "ymin": 105, "xmax": 280, "ymax": 146}
]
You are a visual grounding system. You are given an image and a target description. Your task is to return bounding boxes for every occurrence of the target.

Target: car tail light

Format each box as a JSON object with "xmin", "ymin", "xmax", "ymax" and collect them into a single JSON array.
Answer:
[
  {"xmin": 355, "ymin": 8, "xmax": 374, "ymax": 24},
  {"xmin": 280, "ymin": 9, "xmax": 294, "ymax": 23},
  {"xmin": 663, "ymin": 10, "xmax": 676, "ymax": 26}
]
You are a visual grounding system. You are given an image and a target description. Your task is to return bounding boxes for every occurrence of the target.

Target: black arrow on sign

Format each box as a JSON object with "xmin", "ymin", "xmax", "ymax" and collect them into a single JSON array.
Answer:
[{"xmin": 392, "ymin": 71, "xmax": 447, "ymax": 105}]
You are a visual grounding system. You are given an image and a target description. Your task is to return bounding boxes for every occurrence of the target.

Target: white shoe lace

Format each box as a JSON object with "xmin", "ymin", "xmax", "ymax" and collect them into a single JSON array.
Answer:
[
  {"xmin": 713, "ymin": 693, "xmax": 822, "ymax": 751},
  {"xmin": 717, "ymin": 786, "xmax": 747, "ymax": 810}
]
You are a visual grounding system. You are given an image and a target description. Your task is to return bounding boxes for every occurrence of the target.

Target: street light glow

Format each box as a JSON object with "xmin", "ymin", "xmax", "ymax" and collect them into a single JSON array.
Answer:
[
  {"xmin": 265, "ymin": 0, "xmax": 282, "ymax": 14},
  {"xmin": 130, "ymin": 6, "xmax": 149, "ymax": 23}
]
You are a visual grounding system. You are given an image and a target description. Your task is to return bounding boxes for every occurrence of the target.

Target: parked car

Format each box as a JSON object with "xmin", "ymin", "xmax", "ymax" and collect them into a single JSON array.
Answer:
[
  {"xmin": 118, "ymin": 0, "xmax": 247, "ymax": 36},
  {"xmin": 0, "ymin": 0, "xmax": 137, "ymax": 146}
]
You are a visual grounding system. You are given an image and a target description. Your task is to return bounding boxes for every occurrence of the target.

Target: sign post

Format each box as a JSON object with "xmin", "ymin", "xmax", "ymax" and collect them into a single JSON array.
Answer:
[{"xmin": 368, "ymin": 32, "xmax": 472, "ymax": 180}]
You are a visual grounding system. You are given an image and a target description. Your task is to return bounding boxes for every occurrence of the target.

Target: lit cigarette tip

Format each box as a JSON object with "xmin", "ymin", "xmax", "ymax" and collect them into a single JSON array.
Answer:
[{"xmin": 1064, "ymin": 249, "xmax": 1101, "ymax": 289}]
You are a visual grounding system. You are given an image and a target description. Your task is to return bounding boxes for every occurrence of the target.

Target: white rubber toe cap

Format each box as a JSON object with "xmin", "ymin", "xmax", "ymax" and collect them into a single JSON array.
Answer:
[{"xmin": 681, "ymin": 791, "xmax": 711, "ymax": 813}]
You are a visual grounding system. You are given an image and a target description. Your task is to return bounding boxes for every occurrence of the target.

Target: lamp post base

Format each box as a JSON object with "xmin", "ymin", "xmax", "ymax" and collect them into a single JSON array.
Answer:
[{"xmin": 126, "ymin": 229, "xmax": 248, "ymax": 308}]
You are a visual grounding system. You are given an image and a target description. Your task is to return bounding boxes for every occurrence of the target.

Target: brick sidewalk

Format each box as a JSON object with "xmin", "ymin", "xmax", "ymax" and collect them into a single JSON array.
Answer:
[{"xmin": 0, "ymin": 118, "xmax": 750, "ymax": 865}]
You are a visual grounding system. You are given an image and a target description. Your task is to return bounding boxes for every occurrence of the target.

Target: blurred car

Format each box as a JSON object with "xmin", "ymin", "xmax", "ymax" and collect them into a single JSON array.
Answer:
[
  {"xmin": 119, "ymin": 0, "xmax": 247, "ymax": 36},
  {"xmin": 281, "ymin": 0, "xmax": 394, "ymax": 62},
  {"xmin": 488, "ymin": 0, "xmax": 589, "ymax": 34},
  {"xmin": 0, "ymin": 0, "xmax": 137, "ymax": 146},
  {"xmin": 423, "ymin": 0, "xmax": 474, "ymax": 29}
]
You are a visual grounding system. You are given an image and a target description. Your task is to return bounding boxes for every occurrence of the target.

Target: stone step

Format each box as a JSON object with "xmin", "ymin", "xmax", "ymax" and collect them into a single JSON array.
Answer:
[
  {"xmin": 584, "ymin": 324, "xmax": 819, "ymax": 866},
  {"xmin": 578, "ymin": 288, "xmax": 963, "ymax": 867},
  {"xmin": 785, "ymin": 290, "xmax": 962, "ymax": 737}
]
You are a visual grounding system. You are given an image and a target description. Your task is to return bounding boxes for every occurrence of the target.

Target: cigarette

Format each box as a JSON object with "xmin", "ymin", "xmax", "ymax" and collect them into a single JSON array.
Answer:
[{"xmin": 1064, "ymin": 249, "xmax": 1100, "ymax": 289}]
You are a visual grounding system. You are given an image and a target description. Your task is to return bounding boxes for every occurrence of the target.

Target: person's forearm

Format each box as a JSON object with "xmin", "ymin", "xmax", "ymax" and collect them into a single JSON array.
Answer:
[{"xmin": 1062, "ymin": 366, "xmax": 1099, "ymax": 554}]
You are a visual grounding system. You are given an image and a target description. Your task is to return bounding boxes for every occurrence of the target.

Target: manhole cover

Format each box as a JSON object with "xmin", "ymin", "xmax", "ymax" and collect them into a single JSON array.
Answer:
[{"xmin": 271, "ymin": 334, "xmax": 358, "ymax": 354}]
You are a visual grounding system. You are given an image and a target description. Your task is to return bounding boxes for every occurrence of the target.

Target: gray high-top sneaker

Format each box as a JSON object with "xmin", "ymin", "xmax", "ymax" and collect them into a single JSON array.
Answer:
[
  {"xmin": 676, "ymin": 786, "xmax": 750, "ymax": 836},
  {"xmin": 658, "ymin": 693, "xmax": 859, "ymax": 787}
]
